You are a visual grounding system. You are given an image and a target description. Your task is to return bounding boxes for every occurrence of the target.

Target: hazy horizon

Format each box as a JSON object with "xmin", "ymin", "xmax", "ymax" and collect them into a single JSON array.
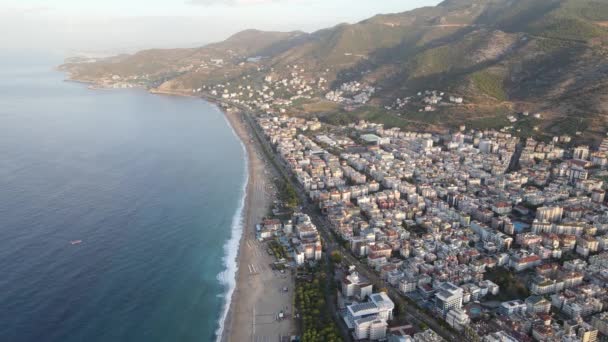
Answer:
[{"xmin": 1, "ymin": 0, "xmax": 441, "ymax": 55}]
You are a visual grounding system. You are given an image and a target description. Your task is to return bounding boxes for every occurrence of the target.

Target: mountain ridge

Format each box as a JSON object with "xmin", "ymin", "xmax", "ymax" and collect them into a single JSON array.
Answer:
[{"xmin": 61, "ymin": 0, "xmax": 608, "ymax": 142}]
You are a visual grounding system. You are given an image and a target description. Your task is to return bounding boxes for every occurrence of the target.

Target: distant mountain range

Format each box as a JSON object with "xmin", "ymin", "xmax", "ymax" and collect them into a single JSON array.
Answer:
[{"xmin": 61, "ymin": 0, "xmax": 608, "ymax": 142}]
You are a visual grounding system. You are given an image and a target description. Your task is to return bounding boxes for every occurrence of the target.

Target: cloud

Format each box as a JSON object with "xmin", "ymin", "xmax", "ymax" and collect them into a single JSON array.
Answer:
[
  {"xmin": 187, "ymin": 0, "xmax": 283, "ymax": 6},
  {"xmin": 0, "ymin": 5, "xmax": 55, "ymax": 15},
  {"xmin": 21, "ymin": 6, "xmax": 55, "ymax": 13}
]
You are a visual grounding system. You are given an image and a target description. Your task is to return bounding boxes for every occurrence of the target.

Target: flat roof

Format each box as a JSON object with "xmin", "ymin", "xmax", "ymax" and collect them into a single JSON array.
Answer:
[
  {"xmin": 349, "ymin": 302, "xmax": 377, "ymax": 314},
  {"xmin": 361, "ymin": 134, "xmax": 380, "ymax": 142}
]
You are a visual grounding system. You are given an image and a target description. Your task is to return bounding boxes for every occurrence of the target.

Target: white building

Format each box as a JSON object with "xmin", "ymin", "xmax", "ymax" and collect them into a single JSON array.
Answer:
[
  {"xmin": 342, "ymin": 271, "xmax": 373, "ymax": 300},
  {"xmin": 445, "ymin": 308, "xmax": 470, "ymax": 331},
  {"xmin": 294, "ymin": 245, "xmax": 305, "ymax": 265},
  {"xmin": 412, "ymin": 329, "xmax": 445, "ymax": 341},
  {"xmin": 399, "ymin": 277, "xmax": 417, "ymax": 294},
  {"xmin": 370, "ymin": 292, "xmax": 395, "ymax": 321},
  {"xmin": 483, "ymin": 331, "xmax": 519, "ymax": 342},
  {"xmin": 435, "ymin": 282, "xmax": 463, "ymax": 316},
  {"xmin": 499, "ymin": 300, "xmax": 527, "ymax": 315},
  {"xmin": 354, "ymin": 316, "xmax": 388, "ymax": 340},
  {"xmin": 344, "ymin": 292, "xmax": 395, "ymax": 340}
]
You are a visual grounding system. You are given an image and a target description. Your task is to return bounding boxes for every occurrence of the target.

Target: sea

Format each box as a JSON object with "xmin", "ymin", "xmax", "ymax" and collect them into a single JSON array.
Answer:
[{"xmin": 0, "ymin": 52, "xmax": 247, "ymax": 342}]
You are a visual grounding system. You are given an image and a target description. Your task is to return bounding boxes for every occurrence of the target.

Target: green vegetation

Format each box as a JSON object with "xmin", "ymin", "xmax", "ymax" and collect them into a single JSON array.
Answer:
[
  {"xmin": 64, "ymin": 0, "xmax": 608, "ymax": 140},
  {"xmin": 488, "ymin": 0, "xmax": 608, "ymax": 40},
  {"xmin": 536, "ymin": 37, "xmax": 578, "ymax": 53},
  {"xmin": 485, "ymin": 0, "xmax": 561, "ymax": 31},
  {"xmin": 485, "ymin": 267, "xmax": 529, "ymax": 301},
  {"xmin": 463, "ymin": 324, "xmax": 482, "ymax": 342},
  {"xmin": 471, "ymin": 71, "xmax": 507, "ymax": 101},
  {"xmin": 301, "ymin": 100, "xmax": 341, "ymax": 114},
  {"xmin": 547, "ymin": 116, "xmax": 588, "ymax": 136},
  {"xmin": 395, "ymin": 302, "xmax": 408, "ymax": 317},
  {"xmin": 512, "ymin": 117, "xmax": 542, "ymax": 138},
  {"xmin": 319, "ymin": 106, "xmax": 447, "ymax": 131},
  {"xmin": 278, "ymin": 181, "xmax": 299, "ymax": 209},
  {"xmin": 533, "ymin": 16, "xmax": 606, "ymax": 41},
  {"xmin": 524, "ymin": 0, "xmax": 608, "ymax": 41},
  {"xmin": 296, "ymin": 264, "xmax": 342, "ymax": 342},
  {"xmin": 330, "ymin": 251, "xmax": 342, "ymax": 264},
  {"xmin": 268, "ymin": 240, "xmax": 288, "ymax": 260},
  {"xmin": 409, "ymin": 46, "xmax": 457, "ymax": 77},
  {"xmin": 557, "ymin": 0, "xmax": 608, "ymax": 22},
  {"xmin": 465, "ymin": 114, "xmax": 510, "ymax": 130}
]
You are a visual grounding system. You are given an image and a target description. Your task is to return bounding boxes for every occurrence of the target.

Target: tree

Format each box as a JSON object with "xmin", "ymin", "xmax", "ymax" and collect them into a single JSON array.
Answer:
[
  {"xmin": 330, "ymin": 251, "xmax": 342, "ymax": 264},
  {"xmin": 396, "ymin": 302, "xmax": 407, "ymax": 316}
]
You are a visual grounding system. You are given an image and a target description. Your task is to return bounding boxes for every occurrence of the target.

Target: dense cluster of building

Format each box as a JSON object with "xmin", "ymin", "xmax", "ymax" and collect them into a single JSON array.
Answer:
[
  {"xmin": 257, "ymin": 212, "xmax": 323, "ymax": 265},
  {"xmin": 325, "ymin": 81, "xmax": 376, "ymax": 105},
  {"xmin": 388, "ymin": 90, "xmax": 464, "ymax": 113},
  {"xmin": 256, "ymin": 113, "xmax": 608, "ymax": 341},
  {"xmin": 203, "ymin": 64, "xmax": 328, "ymax": 114}
]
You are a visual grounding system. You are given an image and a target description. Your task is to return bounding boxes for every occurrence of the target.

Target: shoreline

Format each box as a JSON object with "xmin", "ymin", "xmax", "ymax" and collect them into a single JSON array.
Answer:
[
  {"xmin": 218, "ymin": 108, "xmax": 268, "ymax": 342},
  {"xmin": 219, "ymin": 109, "xmax": 295, "ymax": 342},
  {"xmin": 63, "ymin": 74, "xmax": 291, "ymax": 341},
  {"xmin": 214, "ymin": 108, "xmax": 251, "ymax": 341}
]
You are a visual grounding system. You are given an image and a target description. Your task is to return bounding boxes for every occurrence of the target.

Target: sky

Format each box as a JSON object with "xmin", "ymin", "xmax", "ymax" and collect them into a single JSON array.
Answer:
[{"xmin": 1, "ymin": 0, "xmax": 441, "ymax": 54}]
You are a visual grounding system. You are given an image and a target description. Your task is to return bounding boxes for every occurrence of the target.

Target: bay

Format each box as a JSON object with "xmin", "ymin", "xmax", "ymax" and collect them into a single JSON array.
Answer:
[{"xmin": 0, "ymin": 52, "xmax": 246, "ymax": 342}]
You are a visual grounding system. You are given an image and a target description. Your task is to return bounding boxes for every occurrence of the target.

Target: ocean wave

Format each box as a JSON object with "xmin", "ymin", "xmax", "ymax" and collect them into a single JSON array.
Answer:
[{"xmin": 214, "ymin": 108, "xmax": 249, "ymax": 342}]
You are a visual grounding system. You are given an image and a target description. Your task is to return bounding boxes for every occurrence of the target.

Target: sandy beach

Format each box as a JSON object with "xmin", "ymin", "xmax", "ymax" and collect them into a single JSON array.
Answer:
[
  {"xmin": 221, "ymin": 110, "xmax": 295, "ymax": 342},
  {"xmin": 61, "ymin": 71, "xmax": 297, "ymax": 340}
]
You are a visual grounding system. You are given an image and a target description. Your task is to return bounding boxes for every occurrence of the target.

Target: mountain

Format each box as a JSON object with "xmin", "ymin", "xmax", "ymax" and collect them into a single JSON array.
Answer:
[{"xmin": 61, "ymin": 0, "xmax": 608, "ymax": 142}]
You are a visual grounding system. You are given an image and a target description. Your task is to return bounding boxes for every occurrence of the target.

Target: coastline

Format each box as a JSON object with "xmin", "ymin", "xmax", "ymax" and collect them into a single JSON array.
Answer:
[
  {"xmin": 217, "ymin": 108, "xmax": 263, "ymax": 341},
  {"xmin": 214, "ymin": 108, "xmax": 250, "ymax": 341},
  {"xmin": 219, "ymin": 109, "xmax": 295, "ymax": 342},
  {"xmin": 63, "ymin": 74, "xmax": 292, "ymax": 341}
]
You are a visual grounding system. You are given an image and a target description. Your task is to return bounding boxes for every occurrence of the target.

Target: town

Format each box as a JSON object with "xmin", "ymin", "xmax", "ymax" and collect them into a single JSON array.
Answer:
[
  {"xmin": 64, "ymin": 42, "xmax": 608, "ymax": 342},
  {"xmin": 248, "ymin": 111, "xmax": 608, "ymax": 342}
]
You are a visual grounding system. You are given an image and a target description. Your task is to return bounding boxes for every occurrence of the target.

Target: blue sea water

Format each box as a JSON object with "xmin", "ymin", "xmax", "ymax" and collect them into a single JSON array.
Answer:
[{"xmin": 0, "ymin": 52, "xmax": 247, "ymax": 342}]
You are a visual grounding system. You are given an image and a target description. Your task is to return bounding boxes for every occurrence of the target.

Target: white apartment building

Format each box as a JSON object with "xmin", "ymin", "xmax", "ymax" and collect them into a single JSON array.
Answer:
[
  {"xmin": 446, "ymin": 308, "xmax": 470, "ymax": 331},
  {"xmin": 435, "ymin": 282, "xmax": 463, "ymax": 316},
  {"xmin": 342, "ymin": 271, "xmax": 373, "ymax": 300},
  {"xmin": 345, "ymin": 292, "xmax": 395, "ymax": 340},
  {"xmin": 499, "ymin": 300, "xmax": 527, "ymax": 315},
  {"xmin": 354, "ymin": 315, "xmax": 388, "ymax": 340},
  {"xmin": 483, "ymin": 331, "xmax": 519, "ymax": 342}
]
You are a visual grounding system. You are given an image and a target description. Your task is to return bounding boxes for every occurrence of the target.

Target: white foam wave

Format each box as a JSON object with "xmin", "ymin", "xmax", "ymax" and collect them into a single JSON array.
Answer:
[{"xmin": 214, "ymin": 107, "xmax": 249, "ymax": 342}]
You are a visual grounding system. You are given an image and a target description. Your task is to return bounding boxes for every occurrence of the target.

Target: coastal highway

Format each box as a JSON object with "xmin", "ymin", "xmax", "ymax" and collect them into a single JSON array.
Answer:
[{"xmin": 237, "ymin": 110, "xmax": 461, "ymax": 342}]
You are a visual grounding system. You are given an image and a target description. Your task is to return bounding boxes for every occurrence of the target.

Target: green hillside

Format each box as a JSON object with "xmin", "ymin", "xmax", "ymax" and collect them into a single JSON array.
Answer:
[{"xmin": 62, "ymin": 0, "xmax": 608, "ymax": 140}]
